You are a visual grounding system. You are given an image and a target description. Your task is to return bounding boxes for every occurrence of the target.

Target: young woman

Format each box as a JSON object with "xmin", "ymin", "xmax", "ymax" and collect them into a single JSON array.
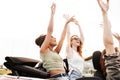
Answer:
[
  {"xmin": 64, "ymin": 15, "xmax": 84, "ymax": 80},
  {"xmin": 97, "ymin": 0, "xmax": 120, "ymax": 79},
  {"xmin": 35, "ymin": 3, "xmax": 76, "ymax": 80}
]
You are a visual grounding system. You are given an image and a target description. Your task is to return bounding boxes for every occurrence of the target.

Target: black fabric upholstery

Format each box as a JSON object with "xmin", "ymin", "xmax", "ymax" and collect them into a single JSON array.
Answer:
[
  {"xmin": 4, "ymin": 56, "xmax": 104, "ymax": 79},
  {"xmin": 63, "ymin": 58, "xmax": 69, "ymax": 74},
  {"xmin": 4, "ymin": 56, "xmax": 69, "ymax": 79},
  {"xmin": 35, "ymin": 62, "xmax": 47, "ymax": 72}
]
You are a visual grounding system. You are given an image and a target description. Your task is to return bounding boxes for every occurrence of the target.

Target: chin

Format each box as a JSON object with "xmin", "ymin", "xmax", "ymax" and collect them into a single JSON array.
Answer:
[{"xmin": 53, "ymin": 43, "xmax": 57, "ymax": 46}]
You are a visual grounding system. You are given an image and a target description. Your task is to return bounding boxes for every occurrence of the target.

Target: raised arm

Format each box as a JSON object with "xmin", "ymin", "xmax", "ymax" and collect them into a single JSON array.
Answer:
[
  {"xmin": 73, "ymin": 18, "xmax": 84, "ymax": 44},
  {"xmin": 55, "ymin": 16, "xmax": 75, "ymax": 53},
  {"xmin": 113, "ymin": 33, "xmax": 120, "ymax": 51},
  {"xmin": 97, "ymin": 0, "xmax": 115, "ymax": 54},
  {"xmin": 97, "ymin": 0, "xmax": 120, "ymax": 79},
  {"xmin": 40, "ymin": 3, "xmax": 56, "ymax": 53},
  {"xmin": 63, "ymin": 14, "xmax": 71, "ymax": 58}
]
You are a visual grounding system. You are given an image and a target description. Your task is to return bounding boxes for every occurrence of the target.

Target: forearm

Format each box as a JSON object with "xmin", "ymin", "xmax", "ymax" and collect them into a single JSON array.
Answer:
[
  {"xmin": 66, "ymin": 25, "xmax": 71, "ymax": 55},
  {"xmin": 55, "ymin": 22, "xmax": 68, "ymax": 53},
  {"xmin": 104, "ymin": 15, "xmax": 120, "ymax": 79},
  {"xmin": 103, "ymin": 13, "xmax": 114, "ymax": 54},
  {"xmin": 78, "ymin": 24, "xmax": 84, "ymax": 43},
  {"xmin": 47, "ymin": 14, "xmax": 54, "ymax": 34}
]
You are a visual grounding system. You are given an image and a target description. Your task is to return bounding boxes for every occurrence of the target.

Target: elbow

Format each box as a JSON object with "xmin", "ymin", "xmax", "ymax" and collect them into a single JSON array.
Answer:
[
  {"xmin": 103, "ymin": 35, "xmax": 114, "ymax": 47},
  {"xmin": 104, "ymin": 39, "xmax": 114, "ymax": 48}
]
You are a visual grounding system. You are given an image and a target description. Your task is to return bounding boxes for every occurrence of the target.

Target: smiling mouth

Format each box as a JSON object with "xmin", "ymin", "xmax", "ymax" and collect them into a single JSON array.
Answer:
[{"xmin": 76, "ymin": 41, "xmax": 80, "ymax": 43}]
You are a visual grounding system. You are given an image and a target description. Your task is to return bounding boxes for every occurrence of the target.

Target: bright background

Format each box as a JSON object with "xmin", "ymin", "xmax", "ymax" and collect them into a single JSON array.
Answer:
[{"xmin": 0, "ymin": 0, "xmax": 120, "ymax": 65}]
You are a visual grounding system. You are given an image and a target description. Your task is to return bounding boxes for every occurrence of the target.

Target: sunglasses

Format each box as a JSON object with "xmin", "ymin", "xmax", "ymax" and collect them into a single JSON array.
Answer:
[{"xmin": 72, "ymin": 37, "xmax": 80, "ymax": 41}]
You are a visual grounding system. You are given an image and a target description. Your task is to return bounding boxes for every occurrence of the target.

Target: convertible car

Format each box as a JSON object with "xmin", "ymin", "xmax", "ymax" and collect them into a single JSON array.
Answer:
[
  {"xmin": 3, "ymin": 56, "xmax": 101, "ymax": 80},
  {"xmin": 3, "ymin": 56, "xmax": 68, "ymax": 79}
]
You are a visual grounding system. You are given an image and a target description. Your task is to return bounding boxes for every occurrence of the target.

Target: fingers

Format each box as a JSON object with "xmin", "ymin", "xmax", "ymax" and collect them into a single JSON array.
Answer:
[
  {"xmin": 113, "ymin": 33, "xmax": 120, "ymax": 39},
  {"xmin": 112, "ymin": 33, "xmax": 117, "ymax": 37},
  {"xmin": 69, "ymin": 16, "xmax": 80, "ymax": 25},
  {"xmin": 51, "ymin": 3, "xmax": 56, "ymax": 10},
  {"xmin": 115, "ymin": 33, "xmax": 120, "ymax": 37},
  {"xmin": 70, "ymin": 16, "xmax": 76, "ymax": 21},
  {"xmin": 97, "ymin": 0, "xmax": 104, "ymax": 11},
  {"xmin": 65, "ymin": 16, "xmax": 75, "ymax": 24},
  {"xmin": 51, "ymin": 3, "xmax": 56, "ymax": 8},
  {"xmin": 97, "ymin": 0, "xmax": 109, "ymax": 13},
  {"xmin": 51, "ymin": 3, "xmax": 56, "ymax": 15},
  {"xmin": 63, "ymin": 14, "xmax": 70, "ymax": 20}
]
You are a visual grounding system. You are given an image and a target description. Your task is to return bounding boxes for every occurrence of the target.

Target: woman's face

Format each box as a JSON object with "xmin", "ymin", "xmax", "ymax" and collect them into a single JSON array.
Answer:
[
  {"xmin": 71, "ymin": 35, "xmax": 80, "ymax": 47},
  {"xmin": 49, "ymin": 36, "xmax": 57, "ymax": 46}
]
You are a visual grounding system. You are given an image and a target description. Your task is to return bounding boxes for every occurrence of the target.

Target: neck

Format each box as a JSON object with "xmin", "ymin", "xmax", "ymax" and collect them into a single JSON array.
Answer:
[{"xmin": 72, "ymin": 45, "xmax": 77, "ymax": 51}]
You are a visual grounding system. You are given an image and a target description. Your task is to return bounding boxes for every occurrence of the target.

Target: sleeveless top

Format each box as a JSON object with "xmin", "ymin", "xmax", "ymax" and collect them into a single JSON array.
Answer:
[
  {"xmin": 40, "ymin": 49, "xmax": 65, "ymax": 72},
  {"xmin": 67, "ymin": 48, "xmax": 84, "ymax": 74}
]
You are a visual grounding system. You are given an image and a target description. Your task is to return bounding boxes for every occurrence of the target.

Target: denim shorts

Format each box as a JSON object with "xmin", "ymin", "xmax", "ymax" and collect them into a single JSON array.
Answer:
[
  {"xmin": 69, "ymin": 70, "xmax": 82, "ymax": 80},
  {"xmin": 49, "ymin": 76, "xmax": 69, "ymax": 80}
]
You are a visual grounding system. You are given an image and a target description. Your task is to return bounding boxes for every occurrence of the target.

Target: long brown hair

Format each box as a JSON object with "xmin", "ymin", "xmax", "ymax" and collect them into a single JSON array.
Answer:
[{"xmin": 35, "ymin": 34, "xmax": 46, "ymax": 47}]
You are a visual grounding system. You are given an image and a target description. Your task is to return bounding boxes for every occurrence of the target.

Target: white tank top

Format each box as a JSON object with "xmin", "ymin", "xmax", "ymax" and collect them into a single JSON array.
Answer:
[{"xmin": 67, "ymin": 49, "xmax": 84, "ymax": 74}]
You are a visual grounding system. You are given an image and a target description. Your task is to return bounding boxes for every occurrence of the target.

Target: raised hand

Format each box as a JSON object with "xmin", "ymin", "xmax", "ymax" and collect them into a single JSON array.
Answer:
[
  {"xmin": 63, "ymin": 14, "xmax": 79, "ymax": 25},
  {"xmin": 66, "ymin": 16, "xmax": 76, "ymax": 24},
  {"xmin": 97, "ymin": 0, "xmax": 109, "ymax": 13},
  {"xmin": 65, "ymin": 16, "xmax": 80, "ymax": 27},
  {"xmin": 113, "ymin": 33, "xmax": 120, "ymax": 42},
  {"xmin": 73, "ymin": 18, "xmax": 79, "ymax": 26},
  {"xmin": 51, "ymin": 3, "xmax": 56, "ymax": 15},
  {"xmin": 63, "ymin": 14, "xmax": 70, "ymax": 20},
  {"xmin": 113, "ymin": 32, "xmax": 120, "ymax": 51}
]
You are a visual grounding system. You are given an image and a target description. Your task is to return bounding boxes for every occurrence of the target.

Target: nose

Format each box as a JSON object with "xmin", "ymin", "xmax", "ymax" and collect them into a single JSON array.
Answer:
[{"xmin": 53, "ymin": 37, "xmax": 56, "ymax": 39}]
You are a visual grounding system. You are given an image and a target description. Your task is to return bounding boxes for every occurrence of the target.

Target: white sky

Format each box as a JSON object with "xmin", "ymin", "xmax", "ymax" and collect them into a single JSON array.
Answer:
[{"xmin": 0, "ymin": 0, "xmax": 120, "ymax": 64}]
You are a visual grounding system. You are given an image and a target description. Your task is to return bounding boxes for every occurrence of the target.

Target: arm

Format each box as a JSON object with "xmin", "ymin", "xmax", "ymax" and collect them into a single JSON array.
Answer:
[
  {"xmin": 66, "ymin": 26, "xmax": 71, "ymax": 58},
  {"xmin": 40, "ymin": 3, "xmax": 56, "ymax": 53},
  {"xmin": 97, "ymin": 0, "xmax": 115, "ymax": 54},
  {"xmin": 63, "ymin": 14, "xmax": 71, "ymax": 58},
  {"xmin": 113, "ymin": 33, "xmax": 120, "ymax": 51},
  {"xmin": 74, "ymin": 19, "xmax": 84, "ymax": 44},
  {"xmin": 55, "ymin": 16, "xmax": 75, "ymax": 53},
  {"xmin": 97, "ymin": 0, "xmax": 120, "ymax": 79},
  {"xmin": 63, "ymin": 15, "xmax": 84, "ymax": 57}
]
